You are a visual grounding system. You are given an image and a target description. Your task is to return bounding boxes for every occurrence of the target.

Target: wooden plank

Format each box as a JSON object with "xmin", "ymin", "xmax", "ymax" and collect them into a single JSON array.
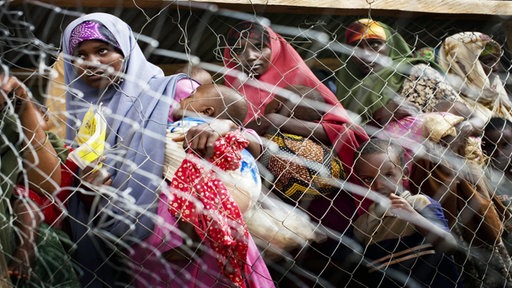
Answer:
[{"xmin": 14, "ymin": 0, "xmax": 512, "ymax": 16}]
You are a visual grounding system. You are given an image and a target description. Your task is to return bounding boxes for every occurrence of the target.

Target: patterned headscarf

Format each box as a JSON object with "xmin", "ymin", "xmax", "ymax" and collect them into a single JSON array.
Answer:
[
  {"xmin": 345, "ymin": 18, "xmax": 387, "ymax": 45},
  {"xmin": 68, "ymin": 20, "xmax": 121, "ymax": 56}
]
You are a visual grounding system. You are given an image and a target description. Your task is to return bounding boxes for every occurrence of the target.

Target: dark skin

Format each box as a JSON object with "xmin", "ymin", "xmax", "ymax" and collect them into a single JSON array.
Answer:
[
  {"xmin": 349, "ymin": 38, "xmax": 390, "ymax": 77},
  {"xmin": 72, "ymin": 40, "xmax": 124, "ymax": 90},
  {"xmin": 245, "ymin": 113, "xmax": 331, "ymax": 145},
  {"xmin": 1, "ymin": 74, "xmax": 61, "ymax": 282},
  {"xmin": 231, "ymin": 35, "xmax": 332, "ymax": 145},
  {"xmin": 232, "ymin": 38, "xmax": 272, "ymax": 78},
  {"xmin": 347, "ymin": 38, "xmax": 417, "ymax": 128},
  {"xmin": 483, "ymin": 125, "xmax": 512, "ymax": 177}
]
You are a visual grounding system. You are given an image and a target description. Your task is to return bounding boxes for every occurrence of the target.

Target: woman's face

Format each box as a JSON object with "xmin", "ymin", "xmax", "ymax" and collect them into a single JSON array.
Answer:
[
  {"xmin": 350, "ymin": 38, "xmax": 389, "ymax": 76},
  {"xmin": 232, "ymin": 38, "xmax": 271, "ymax": 78},
  {"xmin": 72, "ymin": 40, "xmax": 124, "ymax": 90},
  {"xmin": 479, "ymin": 53, "xmax": 500, "ymax": 76}
]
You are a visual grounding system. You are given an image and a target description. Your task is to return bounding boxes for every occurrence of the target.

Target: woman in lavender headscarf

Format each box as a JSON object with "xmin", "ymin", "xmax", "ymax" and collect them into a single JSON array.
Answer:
[{"xmin": 62, "ymin": 13, "xmax": 273, "ymax": 287}]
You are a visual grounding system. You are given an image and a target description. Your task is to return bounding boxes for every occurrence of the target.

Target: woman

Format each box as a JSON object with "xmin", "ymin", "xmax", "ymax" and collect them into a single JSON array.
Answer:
[
  {"xmin": 438, "ymin": 32, "xmax": 512, "ymax": 123},
  {"xmin": 337, "ymin": 19, "xmax": 461, "ymax": 128},
  {"xmin": 62, "ymin": 13, "xmax": 273, "ymax": 287},
  {"xmin": 223, "ymin": 21, "xmax": 369, "ymax": 286},
  {"xmin": 223, "ymin": 21, "xmax": 368, "ymax": 177}
]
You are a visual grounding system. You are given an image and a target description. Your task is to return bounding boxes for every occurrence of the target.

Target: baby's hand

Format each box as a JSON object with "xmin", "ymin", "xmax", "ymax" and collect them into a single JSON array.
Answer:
[
  {"xmin": 80, "ymin": 157, "xmax": 112, "ymax": 189},
  {"xmin": 389, "ymin": 193, "xmax": 416, "ymax": 217}
]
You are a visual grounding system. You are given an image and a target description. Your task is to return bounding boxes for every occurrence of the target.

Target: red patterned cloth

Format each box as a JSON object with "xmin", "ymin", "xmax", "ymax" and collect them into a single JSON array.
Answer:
[{"xmin": 169, "ymin": 131, "xmax": 250, "ymax": 287}]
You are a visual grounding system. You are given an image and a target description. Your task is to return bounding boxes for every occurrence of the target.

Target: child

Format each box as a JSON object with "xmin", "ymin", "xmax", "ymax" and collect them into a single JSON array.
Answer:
[
  {"xmin": 175, "ymin": 64, "xmax": 214, "ymax": 85},
  {"xmin": 352, "ymin": 138, "xmax": 461, "ymax": 288},
  {"xmin": 168, "ymin": 83, "xmax": 322, "ymax": 247},
  {"xmin": 259, "ymin": 85, "xmax": 346, "ymax": 202},
  {"xmin": 131, "ymin": 83, "xmax": 319, "ymax": 287}
]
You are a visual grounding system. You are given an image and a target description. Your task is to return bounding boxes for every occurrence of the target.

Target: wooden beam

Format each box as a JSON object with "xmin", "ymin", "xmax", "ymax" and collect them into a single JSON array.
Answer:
[
  {"xmin": 193, "ymin": 0, "xmax": 512, "ymax": 16},
  {"xmin": 14, "ymin": 0, "xmax": 512, "ymax": 16}
]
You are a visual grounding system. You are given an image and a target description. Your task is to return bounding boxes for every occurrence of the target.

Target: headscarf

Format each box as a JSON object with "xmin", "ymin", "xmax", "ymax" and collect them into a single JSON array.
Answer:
[
  {"xmin": 335, "ymin": 19, "xmax": 413, "ymax": 110},
  {"xmin": 223, "ymin": 21, "xmax": 368, "ymax": 169},
  {"xmin": 68, "ymin": 20, "xmax": 121, "ymax": 56},
  {"xmin": 62, "ymin": 13, "xmax": 186, "ymax": 284},
  {"xmin": 344, "ymin": 18, "xmax": 387, "ymax": 45},
  {"xmin": 438, "ymin": 32, "xmax": 512, "ymax": 121}
]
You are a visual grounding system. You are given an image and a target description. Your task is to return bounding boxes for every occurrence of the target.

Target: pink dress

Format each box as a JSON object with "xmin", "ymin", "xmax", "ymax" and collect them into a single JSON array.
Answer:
[{"xmin": 131, "ymin": 192, "xmax": 274, "ymax": 288}]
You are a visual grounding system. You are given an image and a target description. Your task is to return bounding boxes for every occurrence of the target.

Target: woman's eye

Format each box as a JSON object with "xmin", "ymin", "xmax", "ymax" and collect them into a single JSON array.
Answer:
[
  {"xmin": 74, "ymin": 53, "xmax": 86, "ymax": 60},
  {"xmin": 98, "ymin": 48, "xmax": 109, "ymax": 55},
  {"xmin": 233, "ymin": 47, "xmax": 244, "ymax": 55},
  {"xmin": 362, "ymin": 177, "xmax": 373, "ymax": 184},
  {"xmin": 367, "ymin": 40, "xmax": 384, "ymax": 51},
  {"xmin": 252, "ymin": 43, "xmax": 263, "ymax": 51},
  {"xmin": 384, "ymin": 173, "xmax": 394, "ymax": 179}
]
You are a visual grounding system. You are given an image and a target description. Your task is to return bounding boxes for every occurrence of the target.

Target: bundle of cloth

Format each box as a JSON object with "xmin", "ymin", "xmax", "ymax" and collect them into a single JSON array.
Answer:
[{"xmin": 163, "ymin": 117, "xmax": 325, "ymax": 252}]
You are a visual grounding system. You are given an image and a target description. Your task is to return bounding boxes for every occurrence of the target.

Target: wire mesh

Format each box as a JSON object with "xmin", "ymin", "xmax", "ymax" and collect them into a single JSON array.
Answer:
[{"xmin": 1, "ymin": 1, "xmax": 512, "ymax": 287}]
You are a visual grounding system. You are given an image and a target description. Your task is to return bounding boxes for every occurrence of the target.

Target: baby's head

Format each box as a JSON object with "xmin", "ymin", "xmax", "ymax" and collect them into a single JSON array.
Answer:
[
  {"xmin": 176, "ymin": 64, "xmax": 213, "ymax": 85},
  {"xmin": 177, "ymin": 83, "xmax": 247, "ymax": 124},
  {"xmin": 482, "ymin": 117, "xmax": 512, "ymax": 174},
  {"xmin": 264, "ymin": 85, "xmax": 324, "ymax": 122},
  {"xmin": 354, "ymin": 138, "xmax": 406, "ymax": 197}
]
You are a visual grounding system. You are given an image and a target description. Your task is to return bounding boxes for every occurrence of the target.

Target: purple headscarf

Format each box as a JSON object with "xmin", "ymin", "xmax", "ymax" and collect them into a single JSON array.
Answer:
[
  {"xmin": 62, "ymin": 13, "xmax": 187, "ymax": 285},
  {"xmin": 68, "ymin": 20, "xmax": 121, "ymax": 56}
]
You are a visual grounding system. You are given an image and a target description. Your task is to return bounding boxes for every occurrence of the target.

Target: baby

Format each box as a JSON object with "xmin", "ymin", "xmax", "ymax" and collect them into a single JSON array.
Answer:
[
  {"xmin": 352, "ymin": 138, "xmax": 461, "ymax": 287},
  {"xmin": 164, "ymin": 83, "xmax": 322, "ymax": 258}
]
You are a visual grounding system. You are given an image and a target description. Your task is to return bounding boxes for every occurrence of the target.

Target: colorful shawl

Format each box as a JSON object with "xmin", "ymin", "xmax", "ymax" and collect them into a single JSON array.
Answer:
[
  {"xmin": 169, "ymin": 131, "xmax": 250, "ymax": 287},
  {"xmin": 438, "ymin": 32, "xmax": 512, "ymax": 121},
  {"xmin": 223, "ymin": 21, "xmax": 368, "ymax": 169}
]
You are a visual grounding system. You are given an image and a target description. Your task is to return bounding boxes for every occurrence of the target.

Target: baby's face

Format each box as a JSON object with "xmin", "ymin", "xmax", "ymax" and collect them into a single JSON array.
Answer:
[
  {"xmin": 354, "ymin": 151, "xmax": 404, "ymax": 197},
  {"xmin": 174, "ymin": 90, "xmax": 211, "ymax": 119}
]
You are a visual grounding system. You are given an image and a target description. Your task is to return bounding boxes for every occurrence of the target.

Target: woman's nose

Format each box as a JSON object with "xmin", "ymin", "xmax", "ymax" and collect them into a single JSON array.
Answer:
[
  {"xmin": 83, "ymin": 54, "xmax": 101, "ymax": 67},
  {"xmin": 243, "ymin": 47, "xmax": 259, "ymax": 62}
]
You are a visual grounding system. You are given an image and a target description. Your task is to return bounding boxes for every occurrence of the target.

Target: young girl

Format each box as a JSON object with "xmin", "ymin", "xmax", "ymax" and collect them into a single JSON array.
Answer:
[{"xmin": 353, "ymin": 138, "xmax": 462, "ymax": 287}]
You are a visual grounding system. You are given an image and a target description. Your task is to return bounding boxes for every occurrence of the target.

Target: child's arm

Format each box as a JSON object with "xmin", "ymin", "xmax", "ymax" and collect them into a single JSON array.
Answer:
[{"xmin": 389, "ymin": 193, "xmax": 458, "ymax": 254}]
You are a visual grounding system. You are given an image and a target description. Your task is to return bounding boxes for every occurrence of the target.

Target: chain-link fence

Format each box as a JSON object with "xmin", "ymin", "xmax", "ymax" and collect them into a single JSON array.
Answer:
[{"xmin": 1, "ymin": 1, "xmax": 512, "ymax": 287}]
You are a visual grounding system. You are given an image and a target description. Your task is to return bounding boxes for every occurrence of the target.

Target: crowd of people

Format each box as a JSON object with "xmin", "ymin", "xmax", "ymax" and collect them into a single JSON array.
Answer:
[{"xmin": 1, "ymin": 11, "xmax": 512, "ymax": 288}]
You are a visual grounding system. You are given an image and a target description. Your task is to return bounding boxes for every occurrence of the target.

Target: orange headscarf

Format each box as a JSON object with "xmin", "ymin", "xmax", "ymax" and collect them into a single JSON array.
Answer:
[{"xmin": 345, "ymin": 18, "xmax": 387, "ymax": 45}]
